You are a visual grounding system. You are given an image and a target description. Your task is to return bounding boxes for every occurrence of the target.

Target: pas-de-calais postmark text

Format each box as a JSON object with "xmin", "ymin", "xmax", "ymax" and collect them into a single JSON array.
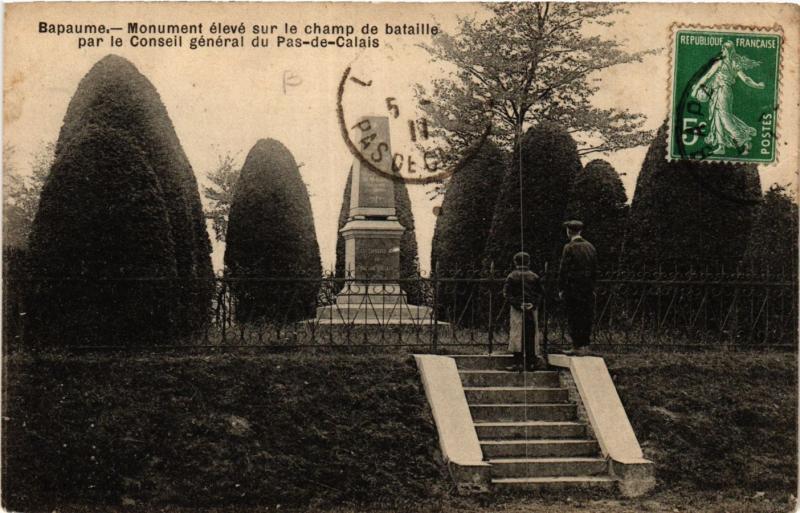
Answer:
[
  {"xmin": 669, "ymin": 26, "xmax": 782, "ymax": 164},
  {"xmin": 337, "ymin": 60, "xmax": 490, "ymax": 185}
]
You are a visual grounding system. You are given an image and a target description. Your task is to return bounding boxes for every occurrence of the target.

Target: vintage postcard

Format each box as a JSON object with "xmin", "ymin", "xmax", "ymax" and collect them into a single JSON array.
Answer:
[{"xmin": 3, "ymin": 3, "xmax": 798, "ymax": 513}]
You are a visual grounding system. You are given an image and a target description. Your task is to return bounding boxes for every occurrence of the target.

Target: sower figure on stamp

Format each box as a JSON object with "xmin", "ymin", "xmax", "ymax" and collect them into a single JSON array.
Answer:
[
  {"xmin": 503, "ymin": 251, "xmax": 545, "ymax": 371},
  {"xmin": 558, "ymin": 220, "xmax": 597, "ymax": 356}
]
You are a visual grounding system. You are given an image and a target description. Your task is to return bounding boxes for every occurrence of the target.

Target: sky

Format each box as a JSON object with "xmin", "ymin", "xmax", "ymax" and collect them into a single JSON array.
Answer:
[{"xmin": 5, "ymin": 3, "xmax": 798, "ymax": 273}]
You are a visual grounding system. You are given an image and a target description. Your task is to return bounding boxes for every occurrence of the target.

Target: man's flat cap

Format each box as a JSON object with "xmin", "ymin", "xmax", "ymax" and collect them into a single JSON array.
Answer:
[{"xmin": 563, "ymin": 220, "xmax": 584, "ymax": 230}]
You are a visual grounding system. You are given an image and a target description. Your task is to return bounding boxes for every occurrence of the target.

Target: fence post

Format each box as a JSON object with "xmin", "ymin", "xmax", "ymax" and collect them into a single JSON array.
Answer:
[
  {"xmin": 432, "ymin": 262, "xmax": 439, "ymax": 353},
  {"xmin": 220, "ymin": 280, "xmax": 227, "ymax": 344},
  {"xmin": 656, "ymin": 263, "xmax": 662, "ymax": 344},
  {"xmin": 542, "ymin": 261, "xmax": 549, "ymax": 359},
  {"xmin": 488, "ymin": 262, "xmax": 494, "ymax": 354}
]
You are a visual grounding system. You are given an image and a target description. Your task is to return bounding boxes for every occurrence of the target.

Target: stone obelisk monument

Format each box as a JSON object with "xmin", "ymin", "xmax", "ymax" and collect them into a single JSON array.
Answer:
[{"xmin": 316, "ymin": 116, "xmax": 432, "ymax": 324}]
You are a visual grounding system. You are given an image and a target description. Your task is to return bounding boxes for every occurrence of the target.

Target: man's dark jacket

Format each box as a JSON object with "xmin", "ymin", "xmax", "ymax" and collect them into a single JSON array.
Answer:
[{"xmin": 558, "ymin": 236, "xmax": 598, "ymax": 295}]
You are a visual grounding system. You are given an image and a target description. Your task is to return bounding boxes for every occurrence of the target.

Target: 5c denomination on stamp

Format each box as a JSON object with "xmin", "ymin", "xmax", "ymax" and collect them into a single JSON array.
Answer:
[{"xmin": 669, "ymin": 25, "xmax": 782, "ymax": 164}]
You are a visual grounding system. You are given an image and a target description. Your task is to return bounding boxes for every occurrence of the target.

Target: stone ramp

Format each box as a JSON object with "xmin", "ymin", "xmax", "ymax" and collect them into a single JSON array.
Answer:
[{"xmin": 451, "ymin": 354, "xmax": 615, "ymax": 493}]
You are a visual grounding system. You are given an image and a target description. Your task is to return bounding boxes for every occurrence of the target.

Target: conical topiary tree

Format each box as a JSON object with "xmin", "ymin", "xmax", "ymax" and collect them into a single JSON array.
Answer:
[
  {"xmin": 55, "ymin": 54, "xmax": 213, "ymax": 337},
  {"xmin": 431, "ymin": 142, "xmax": 507, "ymax": 323},
  {"xmin": 741, "ymin": 184, "xmax": 798, "ymax": 342},
  {"xmin": 333, "ymin": 168, "xmax": 422, "ymax": 302},
  {"xmin": 224, "ymin": 139, "xmax": 322, "ymax": 322},
  {"xmin": 433, "ymin": 142, "xmax": 507, "ymax": 274},
  {"xmin": 484, "ymin": 123, "xmax": 580, "ymax": 274},
  {"xmin": 394, "ymin": 173, "xmax": 423, "ymax": 303},
  {"xmin": 623, "ymin": 122, "xmax": 761, "ymax": 271},
  {"xmin": 744, "ymin": 184, "xmax": 798, "ymax": 276},
  {"xmin": 25, "ymin": 55, "xmax": 213, "ymax": 346},
  {"xmin": 26, "ymin": 125, "xmax": 179, "ymax": 346},
  {"xmin": 565, "ymin": 159, "xmax": 628, "ymax": 271}
]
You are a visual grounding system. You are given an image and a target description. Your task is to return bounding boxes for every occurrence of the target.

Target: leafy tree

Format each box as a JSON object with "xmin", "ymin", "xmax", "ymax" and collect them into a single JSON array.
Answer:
[
  {"xmin": 484, "ymin": 123, "xmax": 580, "ymax": 274},
  {"xmin": 565, "ymin": 159, "xmax": 628, "ymax": 270},
  {"xmin": 744, "ymin": 184, "xmax": 798, "ymax": 276},
  {"xmin": 2, "ymin": 243, "xmax": 27, "ymax": 351},
  {"xmin": 418, "ymin": 3, "xmax": 653, "ymax": 161},
  {"xmin": 225, "ymin": 139, "xmax": 322, "ymax": 322},
  {"xmin": 2, "ymin": 143, "xmax": 52, "ymax": 349},
  {"xmin": 333, "ymin": 168, "xmax": 422, "ymax": 302},
  {"xmin": 623, "ymin": 122, "xmax": 761, "ymax": 270},
  {"xmin": 3, "ymin": 142, "xmax": 53, "ymax": 249},
  {"xmin": 431, "ymin": 142, "xmax": 506, "ymax": 324},
  {"xmin": 26, "ymin": 126, "xmax": 179, "ymax": 346},
  {"xmin": 203, "ymin": 153, "xmax": 240, "ymax": 243}
]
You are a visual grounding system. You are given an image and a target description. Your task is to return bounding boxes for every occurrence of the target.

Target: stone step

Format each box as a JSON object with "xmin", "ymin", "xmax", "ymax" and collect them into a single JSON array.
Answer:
[
  {"xmin": 481, "ymin": 439, "xmax": 600, "ymax": 458},
  {"xmin": 492, "ymin": 475, "xmax": 616, "ymax": 492},
  {"xmin": 488, "ymin": 457, "xmax": 608, "ymax": 478},
  {"xmin": 464, "ymin": 387, "xmax": 569, "ymax": 404},
  {"xmin": 474, "ymin": 421, "xmax": 585, "ymax": 439},
  {"xmin": 459, "ymin": 370, "xmax": 560, "ymax": 388},
  {"xmin": 315, "ymin": 304, "xmax": 433, "ymax": 324},
  {"xmin": 470, "ymin": 403, "xmax": 577, "ymax": 422},
  {"xmin": 450, "ymin": 354, "xmax": 515, "ymax": 371}
]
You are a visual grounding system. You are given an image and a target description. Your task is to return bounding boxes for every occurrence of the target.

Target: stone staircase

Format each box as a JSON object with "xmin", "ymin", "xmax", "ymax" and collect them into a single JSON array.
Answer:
[{"xmin": 453, "ymin": 354, "xmax": 615, "ymax": 492}]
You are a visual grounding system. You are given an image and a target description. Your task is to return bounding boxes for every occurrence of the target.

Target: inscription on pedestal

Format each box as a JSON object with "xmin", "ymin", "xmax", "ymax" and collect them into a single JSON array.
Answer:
[{"xmin": 354, "ymin": 237, "xmax": 400, "ymax": 280}]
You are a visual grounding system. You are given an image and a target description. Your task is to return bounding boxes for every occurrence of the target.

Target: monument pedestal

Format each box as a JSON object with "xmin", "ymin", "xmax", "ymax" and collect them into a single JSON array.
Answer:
[
  {"xmin": 315, "ymin": 116, "xmax": 433, "ymax": 325},
  {"xmin": 316, "ymin": 219, "xmax": 434, "ymax": 324}
]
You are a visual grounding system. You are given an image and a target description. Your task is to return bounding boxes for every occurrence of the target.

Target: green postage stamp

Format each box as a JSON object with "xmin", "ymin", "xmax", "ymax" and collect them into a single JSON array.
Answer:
[{"xmin": 669, "ymin": 26, "xmax": 782, "ymax": 164}]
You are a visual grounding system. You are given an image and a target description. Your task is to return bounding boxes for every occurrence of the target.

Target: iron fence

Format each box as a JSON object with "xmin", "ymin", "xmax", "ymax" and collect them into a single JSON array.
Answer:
[{"xmin": 3, "ymin": 269, "xmax": 797, "ymax": 352}]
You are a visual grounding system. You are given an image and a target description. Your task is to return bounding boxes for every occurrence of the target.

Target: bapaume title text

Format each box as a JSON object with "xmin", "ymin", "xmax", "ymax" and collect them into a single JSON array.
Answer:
[{"xmin": 37, "ymin": 21, "xmax": 440, "ymax": 49}]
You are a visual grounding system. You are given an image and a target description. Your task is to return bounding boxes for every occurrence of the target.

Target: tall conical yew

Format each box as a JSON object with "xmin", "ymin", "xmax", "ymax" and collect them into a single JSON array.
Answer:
[
  {"xmin": 394, "ymin": 173, "xmax": 423, "ymax": 303},
  {"xmin": 623, "ymin": 122, "xmax": 761, "ymax": 270},
  {"xmin": 744, "ymin": 184, "xmax": 798, "ymax": 276},
  {"xmin": 27, "ymin": 55, "xmax": 212, "ymax": 345},
  {"xmin": 27, "ymin": 126, "xmax": 179, "ymax": 346},
  {"xmin": 224, "ymin": 139, "xmax": 322, "ymax": 322},
  {"xmin": 565, "ymin": 159, "xmax": 628, "ymax": 270},
  {"xmin": 432, "ymin": 142, "xmax": 506, "ymax": 274},
  {"xmin": 484, "ymin": 123, "xmax": 580, "ymax": 273},
  {"xmin": 431, "ymin": 142, "xmax": 506, "ymax": 323},
  {"xmin": 59, "ymin": 55, "xmax": 211, "ymax": 336}
]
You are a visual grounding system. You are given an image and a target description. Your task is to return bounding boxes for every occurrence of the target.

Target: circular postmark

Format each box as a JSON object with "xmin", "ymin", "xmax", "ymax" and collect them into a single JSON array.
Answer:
[{"xmin": 336, "ymin": 59, "xmax": 490, "ymax": 185}]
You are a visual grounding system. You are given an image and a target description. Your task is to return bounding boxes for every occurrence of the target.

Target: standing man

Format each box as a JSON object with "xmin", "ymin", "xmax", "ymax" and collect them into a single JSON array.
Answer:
[
  {"xmin": 558, "ymin": 220, "xmax": 597, "ymax": 356},
  {"xmin": 503, "ymin": 252, "xmax": 545, "ymax": 371}
]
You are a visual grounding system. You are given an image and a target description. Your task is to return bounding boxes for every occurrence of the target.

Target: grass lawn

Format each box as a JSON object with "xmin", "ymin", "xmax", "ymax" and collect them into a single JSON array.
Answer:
[
  {"xmin": 2, "ymin": 349, "xmax": 796, "ymax": 513},
  {"xmin": 606, "ymin": 351, "xmax": 796, "ymax": 493},
  {"xmin": 12, "ymin": 491, "xmax": 798, "ymax": 513}
]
